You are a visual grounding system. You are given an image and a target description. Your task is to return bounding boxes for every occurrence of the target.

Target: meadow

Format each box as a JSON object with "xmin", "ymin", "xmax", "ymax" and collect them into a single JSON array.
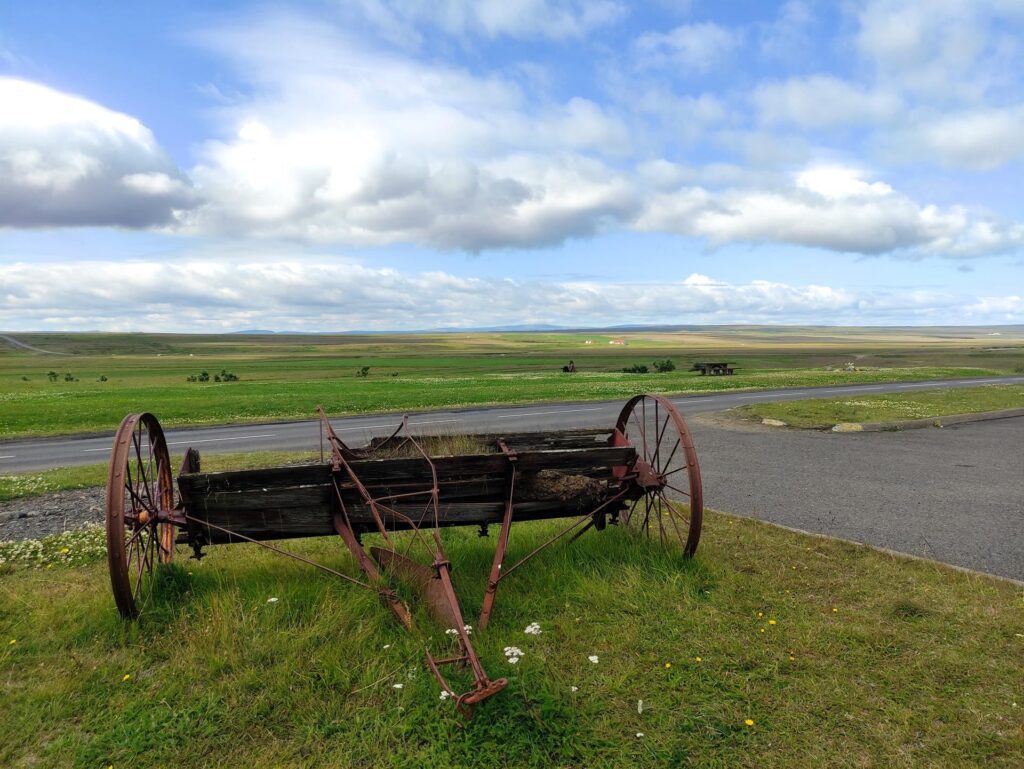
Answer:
[
  {"xmin": 738, "ymin": 384, "xmax": 1024, "ymax": 429},
  {"xmin": 1, "ymin": 512, "xmax": 1021, "ymax": 768},
  {"xmin": 1, "ymin": 326, "xmax": 1021, "ymax": 439}
]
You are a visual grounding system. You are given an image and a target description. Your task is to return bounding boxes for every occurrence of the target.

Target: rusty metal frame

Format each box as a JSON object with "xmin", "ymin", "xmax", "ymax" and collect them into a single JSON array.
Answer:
[{"xmin": 105, "ymin": 394, "xmax": 703, "ymax": 717}]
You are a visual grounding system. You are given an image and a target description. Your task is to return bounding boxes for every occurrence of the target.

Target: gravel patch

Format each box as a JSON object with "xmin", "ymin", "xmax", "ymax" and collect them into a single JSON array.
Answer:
[{"xmin": 0, "ymin": 487, "xmax": 104, "ymax": 541}]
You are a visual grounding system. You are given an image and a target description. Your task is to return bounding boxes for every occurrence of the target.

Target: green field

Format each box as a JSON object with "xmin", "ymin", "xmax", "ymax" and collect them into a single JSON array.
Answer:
[
  {"xmin": 738, "ymin": 385, "xmax": 1024, "ymax": 429},
  {"xmin": 2, "ymin": 513, "xmax": 1021, "ymax": 768},
  {"xmin": 1, "ymin": 327, "xmax": 1021, "ymax": 439}
]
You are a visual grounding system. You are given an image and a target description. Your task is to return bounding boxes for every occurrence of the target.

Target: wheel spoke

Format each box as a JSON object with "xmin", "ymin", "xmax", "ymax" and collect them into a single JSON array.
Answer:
[
  {"xmin": 661, "ymin": 438, "xmax": 682, "ymax": 475},
  {"xmin": 664, "ymin": 482, "xmax": 691, "ymax": 498},
  {"xmin": 651, "ymin": 415, "xmax": 670, "ymax": 472}
]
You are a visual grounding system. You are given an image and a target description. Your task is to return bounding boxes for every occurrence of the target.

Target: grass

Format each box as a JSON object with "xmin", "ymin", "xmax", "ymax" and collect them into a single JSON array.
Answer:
[
  {"xmin": 738, "ymin": 385, "xmax": 1024, "ymax": 429},
  {"xmin": 1, "ymin": 512, "xmax": 1021, "ymax": 768},
  {"xmin": 1, "ymin": 328, "xmax": 1021, "ymax": 439}
]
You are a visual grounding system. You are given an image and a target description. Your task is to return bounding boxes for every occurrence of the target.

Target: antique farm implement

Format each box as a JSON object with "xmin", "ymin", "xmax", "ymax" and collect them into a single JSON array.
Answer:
[{"xmin": 105, "ymin": 394, "xmax": 703, "ymax": 715}]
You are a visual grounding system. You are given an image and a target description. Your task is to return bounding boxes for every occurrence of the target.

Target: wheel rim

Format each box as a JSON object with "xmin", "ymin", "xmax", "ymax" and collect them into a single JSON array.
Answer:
[
  {"xmin": 612, "ymin": 394, "xmax": 703, "ymax": 557},
  {"xmin": 106, "ymin": 413, "xmax": 174, "ymax": 618}
]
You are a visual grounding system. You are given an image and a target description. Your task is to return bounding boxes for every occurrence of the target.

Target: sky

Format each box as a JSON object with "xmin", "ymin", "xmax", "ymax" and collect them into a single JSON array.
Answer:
[{"xmin": 1, "ymin": 0, "xmax": 1023, "ymax": 332}]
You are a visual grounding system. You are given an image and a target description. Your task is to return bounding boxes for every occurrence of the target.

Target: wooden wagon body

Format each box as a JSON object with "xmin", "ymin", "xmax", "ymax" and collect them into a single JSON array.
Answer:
[{"xmin": 104, "ymin": 395, "xmax": 703, "ymax": 715}]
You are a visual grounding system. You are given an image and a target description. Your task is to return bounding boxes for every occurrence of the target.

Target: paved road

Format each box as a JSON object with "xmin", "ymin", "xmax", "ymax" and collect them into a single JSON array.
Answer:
[
  {"xmin": 2, "ymin": 375, "xmax": 1021, "ymax": 580},
  {"xmin": 2, "ymin": 375, "xmax": 1021, "ymax": 472},
  {"xmin": 693, "ymin": 415, "xmax": 1023, "ymax": 582}
]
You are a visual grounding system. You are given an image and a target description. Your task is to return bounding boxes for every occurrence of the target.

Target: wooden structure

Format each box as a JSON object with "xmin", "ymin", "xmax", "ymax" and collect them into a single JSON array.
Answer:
[
  {"xmin": 104, "ymin": 395, "xmax": 703, "ymax": 715},
  {"xmin": 692, "ymin": 361, "xmax": 736, "ymax": 376}
]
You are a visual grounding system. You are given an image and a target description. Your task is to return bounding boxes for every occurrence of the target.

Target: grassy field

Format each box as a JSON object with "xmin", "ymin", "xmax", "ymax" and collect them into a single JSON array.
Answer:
[
  {"xmin": 1, "ymin": 512, "xmax": 1021, "ymax": 768},
  {"xmin": 738, "ymin": 385, "xmax": 1024, "ymax": 429},
  {"xmin": 1, "ymin": 327, "xmax": 1022, "ymax": 439}
]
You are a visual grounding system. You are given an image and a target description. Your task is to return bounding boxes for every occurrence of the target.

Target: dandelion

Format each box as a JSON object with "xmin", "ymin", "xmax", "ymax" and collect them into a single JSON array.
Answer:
[
  {"xmin": 768, "ymin": 619, "xmax": 777, "ymax": 625},
  {"xmin": 832, "ymin": 607, "xmax": 838, "ymax": 613},
  {"xmin": 266, "ymin": 597, "xmax": 278, "ymax": 604},
  {"xmin": 744, "ymin": 719, "xmax": 754, "ymax": 726},
  {"xmin": 60, "ymin": 547, "xmax": 70, "ymax": 554},
  {"xmin": 122, "ymin": 674, "xmax": 131, "ymax": 682},
  {"xmin": 757, "ymin": 612, "xmax": 763, "ymax": 618},
  {"xmin": 694, "ymin": 656, "xmax": 702, "ymax": 663},
  {"xmin": 759, "ymin": 628, "xmax": 765, "ymax": 633},
  {"xmin": 789, "ymin": 656, "xmax": 795, "ymax": 661},
  {"xmin": 392, "ymin": 683, "xmax": 404, "ymax": 689},
  {"xmin": 524, "ymin": 622, "xmax": 542, "ymax": 635},
  {"xmin": 588, "ymin": 655, "xmax": 599, "ymax": 664},
  {"xmin": 8, "ymin": 639, "xmax": 15, "ymax": 645},
  {"xmin": 664, "ymin": 662, "xmax": 672, "ymax": 669}
]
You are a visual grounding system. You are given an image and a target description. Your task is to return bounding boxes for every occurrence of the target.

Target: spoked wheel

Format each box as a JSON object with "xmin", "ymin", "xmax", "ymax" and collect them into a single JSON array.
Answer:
[
  {"xmin": 611, "ymin": 394, "xmax": 703, "ymax": 557},
  {"xmin": 106, "ymin": 413, "xmax": 175, "ymax": 619}
]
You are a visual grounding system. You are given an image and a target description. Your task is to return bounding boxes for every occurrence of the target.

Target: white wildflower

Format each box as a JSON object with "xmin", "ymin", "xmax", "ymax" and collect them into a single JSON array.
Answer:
[
  {"xmin": 636, "ymin": 732, "xmax": 644, "ymax": 738},
  {"xmin": 439, "ymin": 691, "xmax": 451, "ymax": 701},
  {"xmin": 637, "ymin": 699, "xmax": 643, "ymax": 714},
  {"xmin": 392, "ymin": 683, "xmax": 404, "ymax": 689},
  {"xmin": 588, "ymin": 655, "xmax": 599, "ymax": 664},
  {"xmin": 266, "ymin": 597, "xmax": 278, "ymax": 604},
  {"xmin": 524, "ymin": 622, "xmax": 542, "ymax": 635},
  {"xmin": 382, "ymin": 644, "xmax": 391, "ymax": 650},
  {"xmin": 570, "ymin": 686, "xmax": 579, "ymax": 692}
]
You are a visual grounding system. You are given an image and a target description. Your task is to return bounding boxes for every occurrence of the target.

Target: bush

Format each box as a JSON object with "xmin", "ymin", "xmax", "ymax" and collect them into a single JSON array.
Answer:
[
  {"xmin": 97, "ymin": 375, "xmax": 108, "ymax": 382},
  {"xmin": 46, "ymin": 371, "xmax": 57, "ymax": 382},
  {"xmin": 356, "ymin": 366, "xmax": 370, "ymax": 378},
  {"xmin": 622, "ymin": 364, "xmax": 649, "ymax": 374},
  {"xmin": 652, "ymin": 359, "xmax": 676, "ymax": 373}
]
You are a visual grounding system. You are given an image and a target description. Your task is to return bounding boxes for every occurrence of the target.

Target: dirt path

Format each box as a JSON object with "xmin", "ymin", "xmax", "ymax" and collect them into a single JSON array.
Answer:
[
  {"xmin": 0, "ymin": 488, "xmax": 103, "ymax": 540},
  {"xmin": 0, "ymin": 333, "xmax": 71, "ymax": 355}
]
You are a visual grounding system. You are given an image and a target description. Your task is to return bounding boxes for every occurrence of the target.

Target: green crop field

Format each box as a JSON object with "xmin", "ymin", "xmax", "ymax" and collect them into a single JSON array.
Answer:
[
  {"xmin": 1, "ymin": 513, "xmax": 1021, "ymax": 768},
  {"xmin": 738, "ymin": 384, "xmax": 1024, "ymax": 429},
  {"xmin": 1, "ymin": 327, "xmax": 1021, "ymax": 439}
]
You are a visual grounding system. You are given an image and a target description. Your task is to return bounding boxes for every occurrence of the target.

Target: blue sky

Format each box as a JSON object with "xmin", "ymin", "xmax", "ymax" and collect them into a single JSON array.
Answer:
[{"xmin": 1, "ymin": 0, "xmax": 1022, "ymax": 331}]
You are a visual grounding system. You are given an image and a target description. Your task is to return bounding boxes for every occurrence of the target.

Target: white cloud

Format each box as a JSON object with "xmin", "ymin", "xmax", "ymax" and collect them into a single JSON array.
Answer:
[
  {"xmin": 853, "ymin": 0, "xmax": 1023, "ymax": 100},
  {"xmin": 2, "ymin": 257, "xmax": 1018, "ymax": 332},
  {"xmin": 0, "ymin": 78, "xmax": 195, "ymax": 227},
  {"xmin": 635, "ymin": 22, "xmax": 742, "ymax": 72},
  {"xmin": 636, "ymin": 164, "xmax": 1024, "ymax": 257},
  {"xmin": 183, "ymin": 14, "xmax": 635, "ymax": 249},
  {"xmin": 912, "ymin": 106, "xmax": 1024, "ymax": 169},
  {"xmin": 758, "ymin": 0, "xmax": 814, "ymax": 62},
  {"xmin": 754, "ymin": 76, "xmax": 902, "ymax": 128},
  {"xmin": 349, "ymin": 0, "xmax": 627, "ymax": 43}
]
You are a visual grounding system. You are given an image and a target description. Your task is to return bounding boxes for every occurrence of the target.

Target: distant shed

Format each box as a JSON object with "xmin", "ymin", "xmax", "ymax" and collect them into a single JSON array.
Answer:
[{"xmin": 692, "ymin": 361, "xmax": 735, "ymax": 376}]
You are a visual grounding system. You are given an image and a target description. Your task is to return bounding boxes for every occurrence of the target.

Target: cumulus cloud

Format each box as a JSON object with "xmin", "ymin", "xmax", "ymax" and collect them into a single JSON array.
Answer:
[
  {"xmin": 180, "ymin": 14, "xmax": 636, "ymax": 249},
  {"xmin": 2, "ymin": 258, "xmax": 1018, "ymax": 332},
  {"xmin": 0, "ymin": 78, "xmax": 195, "ymax": 228},
  {"xmin": 634, "ymin": 22, "xmax": 742, "ymax": 73},
  {"xmin": 853, "ymin": 0, "xmax": 1024, "ymax": 100},
  {"xmin": 754, "ymin": 76, "xmax": 902, "ymax": 128},
  {"xmin": 908, "ymin": 106, "xmax": 1024, "ymax": 169},
  {"xmin": 636, "ymin": 164, "xmax": 1024, "ymax": 257}
]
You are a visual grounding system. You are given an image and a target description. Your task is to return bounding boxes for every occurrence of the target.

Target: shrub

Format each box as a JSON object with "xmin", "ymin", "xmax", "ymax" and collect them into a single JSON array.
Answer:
[
  {"xmin": 356, "ymin": 366, "xmax": 371, "ymax": 378},
  {"xmin": 652, "ymin": 359, "xmax": 676, "ymax": 373},
  {"xmin": 622, "ymin": 364, "xmax": 649, "ymax": 374},
  {"xmin": 97, "ymin": 375, "xmax": 108, "ymax": 382},
  {"xmin": 46, "ymin": 371, "xmax": 58, "ymax": 382}
]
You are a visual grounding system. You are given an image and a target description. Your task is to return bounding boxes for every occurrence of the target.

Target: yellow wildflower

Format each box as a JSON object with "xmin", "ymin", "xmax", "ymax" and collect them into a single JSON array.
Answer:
[
  {"xmin": 8, "ymin": 639, "xmax": 16, "ymax": 645},
  {"xmin": 694, "ymin": 656, "xmax": 702, "ymax": 662},
  {"xmin": 122, "ymin": 674, "xmax": 131, "ymax": 682},
  {"xmin": 664, "ymin": 662, "xmax": 672, "ymax": 669},
  {"xmin": 744, "ymin": 719, "xmax": 755, "ymax": 726},
  {"xmin": 768, "ymin": 619, "xmax": 777, "ymax": 625}
]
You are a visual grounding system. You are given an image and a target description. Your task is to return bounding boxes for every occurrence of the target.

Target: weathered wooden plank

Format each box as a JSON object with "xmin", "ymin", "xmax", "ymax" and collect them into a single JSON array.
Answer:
[{"xmin": 187, "ymin": 498, "xmax": 617, "ymax": 543}]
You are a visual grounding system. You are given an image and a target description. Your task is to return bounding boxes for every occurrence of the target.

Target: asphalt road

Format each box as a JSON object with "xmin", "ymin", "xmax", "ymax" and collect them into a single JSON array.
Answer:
[
  {"xmin": 2, "ymin": 374, "xmax": 1022, "ymax": 579},
  {"xmin": 2, "ymin": 375, "xmax": 1021, "ymax": 473}
]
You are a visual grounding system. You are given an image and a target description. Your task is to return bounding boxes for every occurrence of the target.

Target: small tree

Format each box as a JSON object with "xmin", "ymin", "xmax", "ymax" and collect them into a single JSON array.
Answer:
[
  {"xmin": 47, "ymin": 371, "xmax": 58, "ymax": 382},
  {"xmin": 356, "ymin": 366, "xmax": 370, "ymax": 378},
  {"xmin": 198, "ymin": 370, "xmax": 210, "ymax": 382},
  {"xmin": 652, "ymin": 359, "xmax": 676, "ymax": 373}
]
